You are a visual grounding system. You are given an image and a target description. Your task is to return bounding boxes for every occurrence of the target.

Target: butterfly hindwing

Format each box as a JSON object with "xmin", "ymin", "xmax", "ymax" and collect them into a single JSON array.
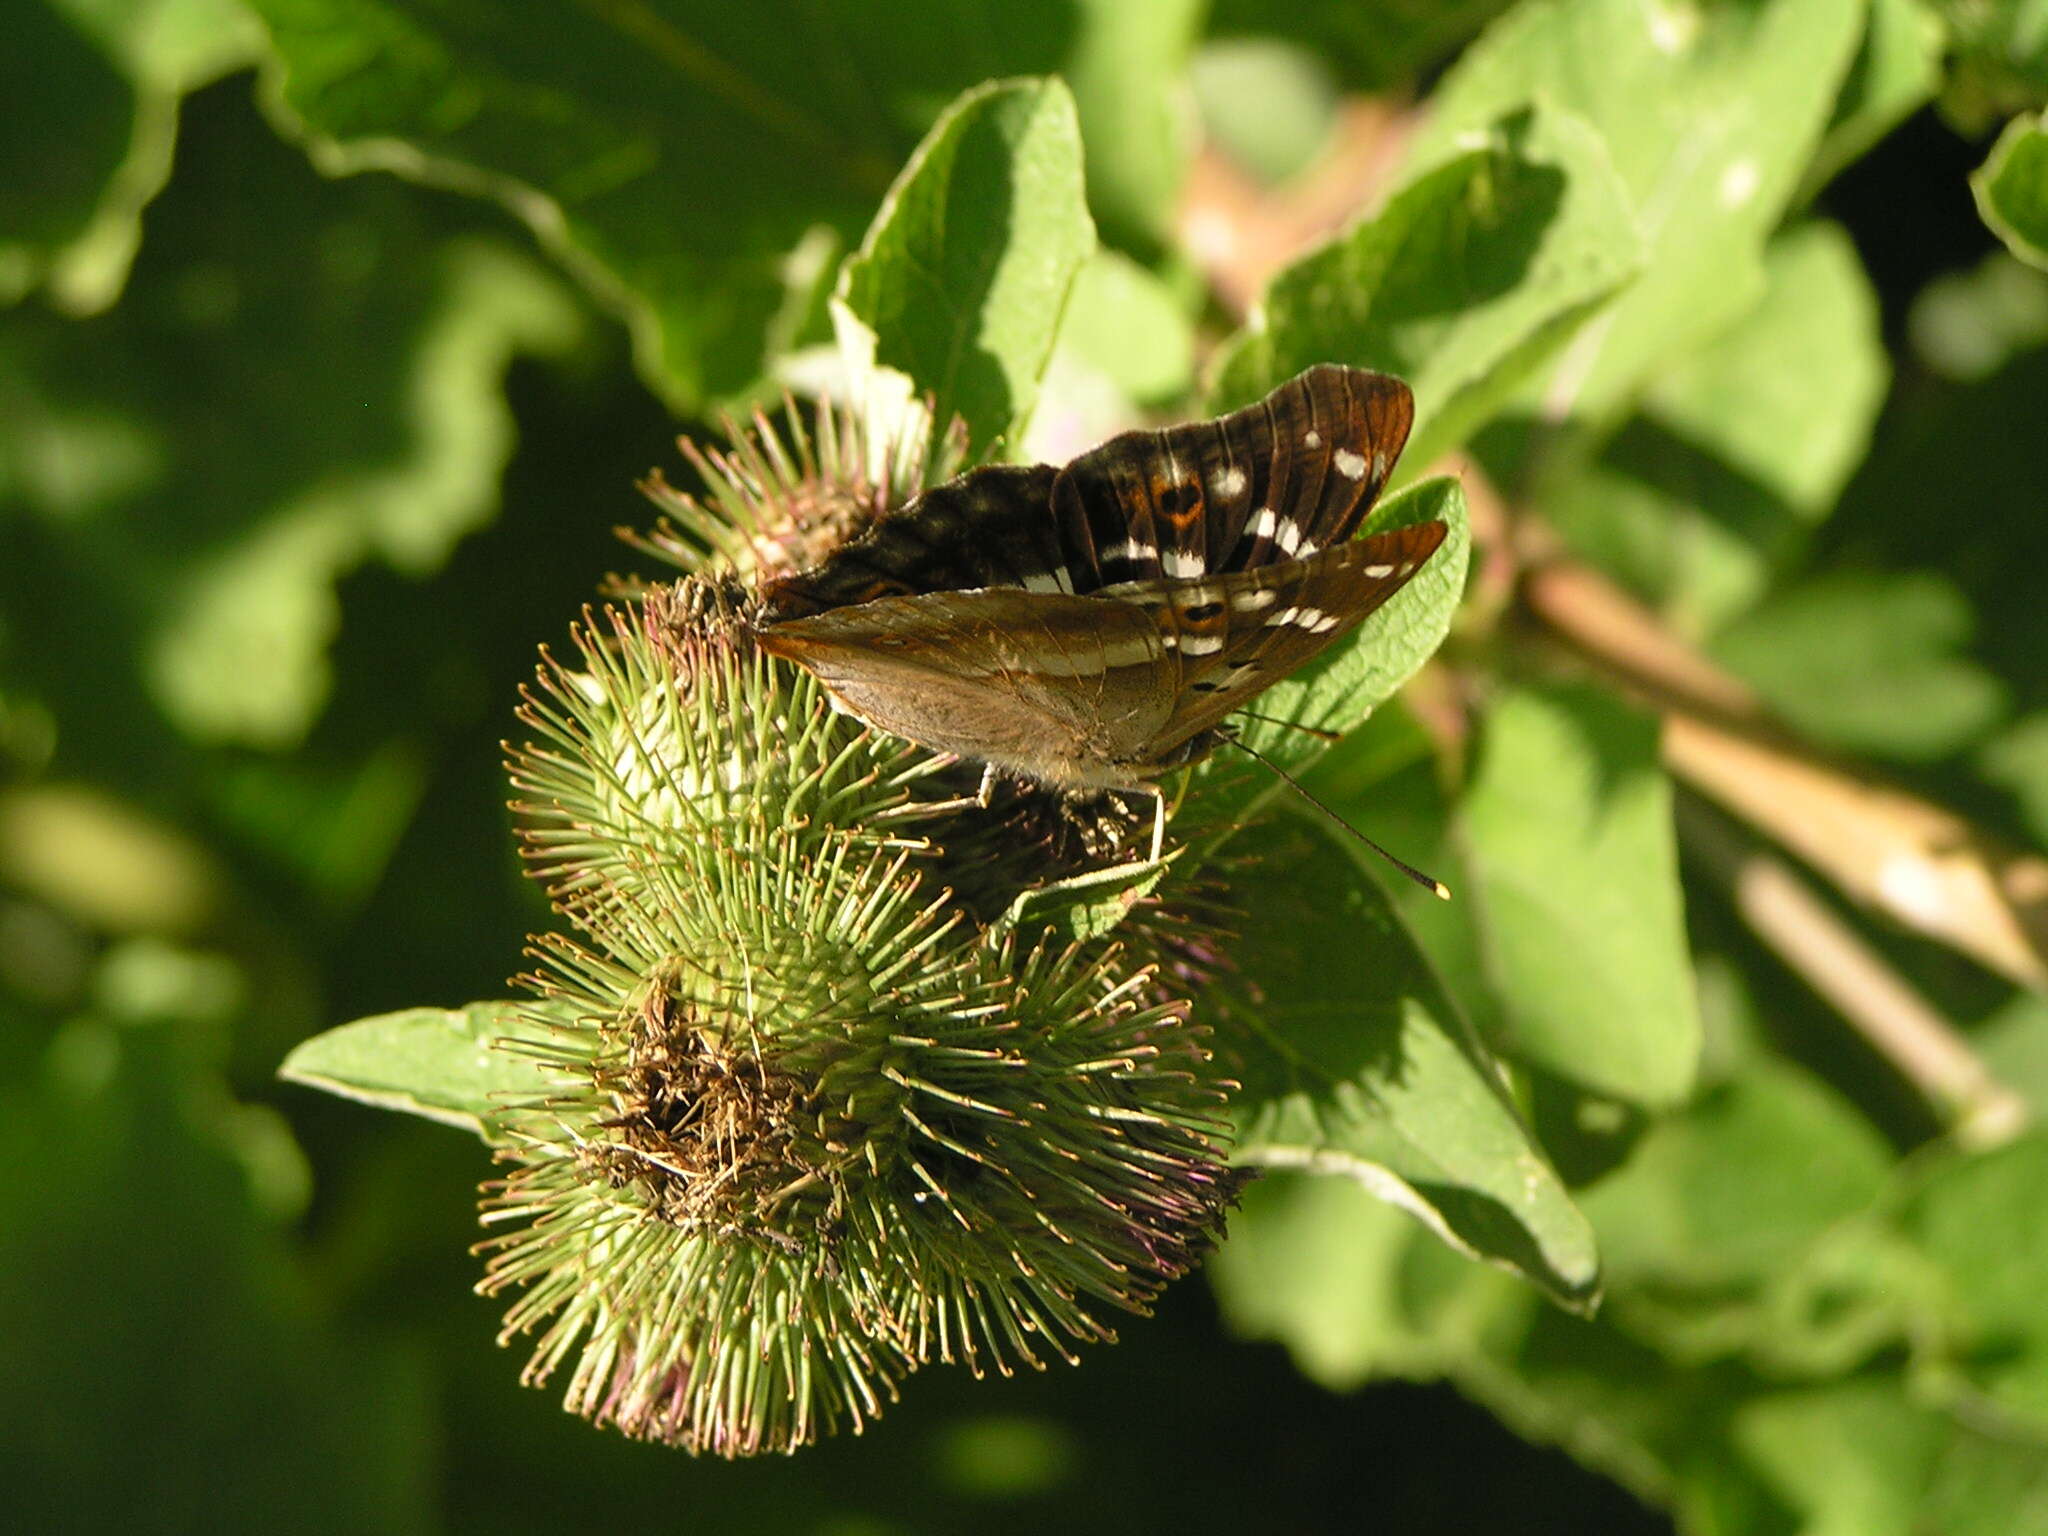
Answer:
[
  {"xmin": 1050, "ymin": 365, "xmax": 1414, "ymax": 589},
  {"xmin": 755, "ymin": 586, "xmax": 1178, "ymax": 787},
  {"xmin": 760, "ymin": 463, "xmax": 1060, "ymax": 617},
  {"xmin": 761, "ymin": 365, "xmax": 1416, "ymax": 620}
]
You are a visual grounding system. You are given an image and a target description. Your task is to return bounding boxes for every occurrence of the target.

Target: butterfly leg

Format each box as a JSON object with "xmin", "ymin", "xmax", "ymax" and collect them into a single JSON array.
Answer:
[
  {"xmin": 1143, "ymin": 785, "xmax": 1166, "ymax": 865},
  {"xmin": 878, "ymin": 758, "xmax": 1000, "ymax": 822}
]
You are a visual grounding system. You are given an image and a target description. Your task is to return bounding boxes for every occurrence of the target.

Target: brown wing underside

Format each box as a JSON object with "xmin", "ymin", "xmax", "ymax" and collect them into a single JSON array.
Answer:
[
  {"xmin": 1136, "ymin": 518, "xmax": 1447, "ymax": 757},
  {"xmin": 755, "ymin": 586, "xmax": 1177, "ymax": 782},
  {"xmin": 756, "ymin": 519, "xmax": 1448, "ymax": 779}
]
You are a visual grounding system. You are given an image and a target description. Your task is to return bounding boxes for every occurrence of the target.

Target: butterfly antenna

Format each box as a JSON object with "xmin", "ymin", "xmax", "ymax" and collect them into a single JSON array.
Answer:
[
  {"xmin": 1224, "ymin": 735, "xmax": 1451, "ymax": 900},
  {"xmin": 1232, "ymin": 710, "xmax": 1342, "ymax": 743}
]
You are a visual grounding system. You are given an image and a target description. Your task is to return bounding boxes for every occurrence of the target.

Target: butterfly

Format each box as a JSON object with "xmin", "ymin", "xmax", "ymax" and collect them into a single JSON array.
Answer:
[{"xmin": 753, "ymin": 365, "xmax": 1445, "ymax": 856}]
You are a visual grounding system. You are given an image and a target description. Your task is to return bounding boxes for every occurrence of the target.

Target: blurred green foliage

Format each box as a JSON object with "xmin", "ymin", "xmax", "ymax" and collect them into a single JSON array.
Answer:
[{"xmin": 9, "ymin": 1, "xmax": 2048, "ymax": 1532}]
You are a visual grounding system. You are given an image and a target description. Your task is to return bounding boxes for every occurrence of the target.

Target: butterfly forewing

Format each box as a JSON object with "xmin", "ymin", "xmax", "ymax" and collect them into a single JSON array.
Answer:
[{"xmin": 1131, "ymin": 518, "xmax": 1447, "ymax": 758}]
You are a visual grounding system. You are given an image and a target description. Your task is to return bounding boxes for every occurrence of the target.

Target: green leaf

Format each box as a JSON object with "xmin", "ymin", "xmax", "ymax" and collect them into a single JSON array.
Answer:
[
  {"xmin": 1899, "ymin": 1131, "xmax": 2048, "ymax": 1433},
  {"xmin": 1066, "ymin": 0, "xmax": 1203, "ymax": 250},
  {"xmin": 0, "ymin": 0, "xmax": 262, "ymax": 310},
  {"xmin": 1981, "ymin": 712, "xmax": 2048, "ymax": 851},
  {"xmin": 1190, "ymin": 39, "xmax": 1341, "ymax": 187},
  {"xmin": 279, "ymin": 1002, "xmax": 557, "ymax": 1140},
  {"xmin": 1974, "ymin": 112, "xmax": 2048, "ymax": 271},
  {"xmin": 1179, "ymin": 474, "xmax": 1471, "ymax": 833},
  {"xmin": 1934, "ymin": 0, "xmax": 2048, "ymax": 133},
  {"xmin": 250, "ymin": 0, "xmax": 1109, "ymax": 409},
  {"xmin": 1712, "ymin": 571, "xmax": 2007, "ymax": 761},
  {"xmin": 1021, "ymin": 247, "xmax": 1197, "ymax": 462},
  {"xmin": 1579, "ymin": 1061, "xmax": 1892, "ymax": 1292},
  {"xmin": 1548, "ymin": 221, "xmax": 1887, "ymax": 637},
  {"xmin": 1, "ymin": 1023, "xmax": 435, "ymax": 1533},
  {"xmin": 1222, "ymin": 812, "xmax": 1601, "ymax": 1312},
  {"xmin": 1457, "ymin": 681, "xmax": 1699, "ymax": 1106},
  {"xmin": 1974, "ymin": 991, "xmax": 2048, "ymax": 1115},
  {"xmin": 1802, "ymin": 0, "xmax": 1945, "ymax": 197},
  {"xmin": 990, "ymin": 858, "xmax": 1167, "ymax": 946},
  {"xmin": 1207, "ymin": 1170, "xmax": 1437, "ymax": 1389},
  {"xmin": 1726, "ymin": 1382, "xmax": 1980, "ymax": 1536},
  {"xmin": 1309, "ymin": 723, "xmax": 1513, "ymax": 1046},
  {"xmin": 0, "ymin": 82, "xmax": 585, "ymax": 749},
  {"xmin": 1211, "ymin": 103, "xmax": 1642, "ymax": 469},
  {"xmin": 1909, "ymin": 251, "xmax": 2048, "ymax": 382},
  {"xmin": 1052, "ymin": 247, "xmax": 1196, "ymax": 407},
  {"xmin": 840, "ymin": 77, "xmax": 1094, "ymax": 455},
  {"xmin": 0, "ymin": 2, "xmax": 131, "ymax": 304},
  {"xmin": 1416, "ymin": 0, "xmax": 1866, "ymax": 421},
  {"xmin": 1205, "ymin": 0, "xmax": 1514, "ymax": 95}
]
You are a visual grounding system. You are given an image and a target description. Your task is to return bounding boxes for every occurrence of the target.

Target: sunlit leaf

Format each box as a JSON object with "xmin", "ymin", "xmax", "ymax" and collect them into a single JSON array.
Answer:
[
  {"xmin": 1974, "ymin": 112, "xmax": 2048, "ymax": 271},
  {"xmin": 1457, "ymin": 681, "xmax": 1699, "ymax": 1106},
  {"xmin": 1712, "ymin": 571, "xmax": 2007, "ymax": 761},
  {"xmin": 1416, "ymin": 0, "xmax": 1865, "ymax": 420},
  {"xmin": 1546, "ymin": 221, "xmax": 1887, "ymax": 636},
  {"xmin": 279, "ymin": 1001, "xmax": 560, "ymax": 1140},
  {"xmin": 0, "ymin": 82, "xmax": 584, "ymax": 749},
  {"xmin": 839, "ymin": 77, "xmax": 1093, "ymax": 455},
  {"xmin": 1212, "ymin": 103, "xmax": 1641, "ymax": 468},
  {"xmin": 1221, "ymin": 813, "xmax": 1600, "ymax": 1312}
]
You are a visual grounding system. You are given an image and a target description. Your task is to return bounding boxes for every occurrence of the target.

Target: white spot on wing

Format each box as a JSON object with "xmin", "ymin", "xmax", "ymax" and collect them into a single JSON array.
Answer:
[
  {"xmin": 1372, "ymin": 450, "xmax": 1389, "ymax": 483},
  {"xmin": 1333, "ymin": 448, "xmax": 1368, "ymax": 480},
  {"xmin": 1303, "ymin": 430, "xmax": 1322, "ymax": 449},
  {"xmin": 1267, "ymin": 606, "xmax": 1301, "ymax": 628},
  {"xmin": 1273, "ymin": 520, "xmax": 1305, "ymax": 555},
  {"xmin": 1102, "ymin": 539, "xmax": 1156, "ymax": 566},
  {"xmin": 1232, "ymin": 588, "xmax": 1277, "ymax": 612},
  {"xmin": 1161, "ymin": 549, "xmax": 1206, "ymax": 577},
  {"xmin": 1213, "ymin": 466, "xmax": 1247, "ymax": 498},
  {"xmin": 1362, "ymin": 563, "xmax": 1394, "ymax": 578},
  {"xmin": 1178, "ymin": 633, "xmax": 1224, "ymax": 656}
]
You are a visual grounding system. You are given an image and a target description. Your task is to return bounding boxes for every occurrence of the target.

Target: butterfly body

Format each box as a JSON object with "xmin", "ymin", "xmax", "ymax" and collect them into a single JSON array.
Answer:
[{"xmin": 752, "ymin": 366, "xmax": 1444, "ymax": 797}]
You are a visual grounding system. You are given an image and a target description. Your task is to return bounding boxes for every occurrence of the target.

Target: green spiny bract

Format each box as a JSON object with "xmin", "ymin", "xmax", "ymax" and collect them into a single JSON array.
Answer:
[{"xmin": 490, "ymin": 525, "xmax": 1236, "ymax": 1456}]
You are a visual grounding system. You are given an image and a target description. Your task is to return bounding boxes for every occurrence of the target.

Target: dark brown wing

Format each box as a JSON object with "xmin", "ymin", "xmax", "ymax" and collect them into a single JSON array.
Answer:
[
  {"xmin": 758, "ymin": 366, "xmax": 1414, "ymax": 619},
  {"xmin": 1050, "ymin": 365, "xmax": 1413, "ymax": 588},
  {"xmin": 759, "ymin": 463, "xmax": 1059, "ymax": 618}
]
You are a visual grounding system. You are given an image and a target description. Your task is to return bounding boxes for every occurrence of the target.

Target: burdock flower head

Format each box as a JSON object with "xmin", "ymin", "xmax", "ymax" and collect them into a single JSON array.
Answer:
[{"xmin": 484, "ymin": 398, "xmax": 1239, "ymax": 1456}]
